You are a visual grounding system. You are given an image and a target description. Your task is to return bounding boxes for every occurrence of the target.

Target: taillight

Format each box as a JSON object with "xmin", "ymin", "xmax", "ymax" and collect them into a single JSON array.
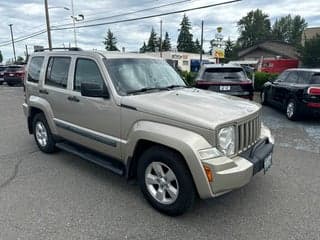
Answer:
[{"xmin": 307, "ymin": 87, "xmax": 320, "ymax": 95}]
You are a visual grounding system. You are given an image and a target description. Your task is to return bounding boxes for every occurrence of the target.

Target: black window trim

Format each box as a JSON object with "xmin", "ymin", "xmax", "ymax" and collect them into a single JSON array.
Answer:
[
  {"xmin": 73, "ymin": 57, "xmax": 105, "ymax": 92},
  {"xmin": 45, "ymin": 56, "xmax": 71, "ymax": 89}
]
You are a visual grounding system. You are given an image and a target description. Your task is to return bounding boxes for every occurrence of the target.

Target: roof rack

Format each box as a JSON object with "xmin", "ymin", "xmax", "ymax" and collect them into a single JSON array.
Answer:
[{"xmin": 34, "ymin": 47, "xmax": 82, "ymax": 52}]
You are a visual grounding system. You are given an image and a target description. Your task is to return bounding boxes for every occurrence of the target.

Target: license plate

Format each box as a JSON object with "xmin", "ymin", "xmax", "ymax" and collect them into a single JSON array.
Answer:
[
  {"xmin": 9, "ymin": 73, "xmax": 14, "ymax": 76},
  {"xmin": 264, "ymin": 154, "xmax": 272, "ymax": 173},
  {"xmin": 220, "ymin": 86, "xmax": 231, "ymax": 91}
]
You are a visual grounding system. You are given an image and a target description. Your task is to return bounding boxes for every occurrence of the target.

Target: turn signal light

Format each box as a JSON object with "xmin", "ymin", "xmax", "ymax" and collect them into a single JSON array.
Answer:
[
  {"xmin": 307, "ymin": 87, "xmax": 320, "ymax": 95},
  {"xmin": 203, "ymin": 165, "xmax": 214, "ymax": 182}
]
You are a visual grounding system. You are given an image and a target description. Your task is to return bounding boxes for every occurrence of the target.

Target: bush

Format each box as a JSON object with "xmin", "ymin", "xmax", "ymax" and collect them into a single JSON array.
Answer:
[
  {"xmin": 179, "ymin": 71, "xmax": 197, "ymax": 86},
  {"xmin": 254, "ymin": 72, "xmax": 278, "ymax": 91}
]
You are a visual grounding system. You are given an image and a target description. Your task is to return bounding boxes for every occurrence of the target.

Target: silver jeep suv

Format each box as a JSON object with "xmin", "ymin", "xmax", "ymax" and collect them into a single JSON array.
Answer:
[{"xmin": 23, "ymin": 48, "xmax": 274, "ymax": 216}]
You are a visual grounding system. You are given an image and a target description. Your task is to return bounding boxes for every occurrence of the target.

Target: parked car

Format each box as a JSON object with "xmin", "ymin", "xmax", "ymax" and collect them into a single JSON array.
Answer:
[
  {"xmin": 4, "ymin": 65, "xmax": 25, "ymax": 86},
  {"xmin": 195, "ymin": 64, "xmax": 254, "ymax": 100},
  {"xmin": 261, "ymin": 68, "xmax": 320, "ymax": 120},
  {"xmin": 23, "ymin": 49, "xmax": 274, "ymax": 216},
  {"xmin": 0, "ymin": 65, "xmax": 6, "ymax": 85}
]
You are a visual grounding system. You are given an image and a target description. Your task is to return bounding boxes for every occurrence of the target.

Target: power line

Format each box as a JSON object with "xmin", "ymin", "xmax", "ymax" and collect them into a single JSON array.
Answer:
[
  {"xmin": 52, "ymin": 0, "xmax": 242, "ymax": 31},
  {"xmin": 52, "ymin": 0, "xmax": 193, "ymax": 29},
  {"xmin": 0, "ymin": 31, "xmax": 47, "ymax": 47}
]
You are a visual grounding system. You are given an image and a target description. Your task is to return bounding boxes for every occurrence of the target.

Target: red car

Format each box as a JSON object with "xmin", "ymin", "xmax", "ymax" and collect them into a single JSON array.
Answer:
[
  {"xmin": 195, "ymin": 64, "xmax": 254, "ymax": 100},
  {"xmin": 4, "ymin": 65, "xmax": 25, "ymax": 86}
]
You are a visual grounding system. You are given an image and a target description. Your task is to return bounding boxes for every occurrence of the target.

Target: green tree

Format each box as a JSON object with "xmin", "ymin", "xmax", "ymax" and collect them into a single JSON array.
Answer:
[
  {"xmin": 272, "ymin": 15, "xmax": 307, "ymax": 45},
  {"xmin": 0, "ymin": 50, "xmax": 3, "ymax": 63},
  {"xmin": 162, "ymin": 32, "xmax": 172, "ymax": 51},
  {"xmin": 139, "ymin": 42, "xmax": 147, "ymax": 53},
  {"xmin": 103, "ymin": 29, "xmax": 119, "ymax": 51},
  {"xmin": 177, "ymin": 14, "xmax": 195, "ymax": 53},
  {"xmin": 17, "ymin": 56, "xmax": 24, "ymax": 62},
  {"xmin": 237, "ymin": 9, "xmax": 271, "ymax": 48},
  {"xmin": 146, "ymin": 27, "xmax": 158, "ymax": 52},
  {"xmin": 299, "ymin": 34, "xmax": 320, "ymax": 67},
  {"xmin": 193, "ymin": 38, "xmax": 202, "ymax": 54}
]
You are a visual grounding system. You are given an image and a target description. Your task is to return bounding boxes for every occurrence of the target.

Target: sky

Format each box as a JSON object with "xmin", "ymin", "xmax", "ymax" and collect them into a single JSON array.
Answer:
[{"xmin": 0, "ymin": 0, "xmax": 319, "ymax": 62}]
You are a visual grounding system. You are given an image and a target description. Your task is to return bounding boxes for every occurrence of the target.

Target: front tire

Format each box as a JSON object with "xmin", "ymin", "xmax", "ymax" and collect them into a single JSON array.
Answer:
[
  {"xmin": 286, "ymin": 99, "xmax": 299, "ymax": 120},
  {"xmin": 32, "ymin": 113, "xmax": 57, "ymax": 153},
  {"xmin": 137, "ymin": 146, "xmax": 196, "ymax": 216}
]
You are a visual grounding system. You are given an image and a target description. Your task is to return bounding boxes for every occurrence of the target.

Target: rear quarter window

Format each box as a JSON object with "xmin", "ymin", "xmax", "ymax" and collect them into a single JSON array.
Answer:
[
  {"xmin": 27, "ymin": 57, "xmax": 44, "ymax": 83},
  {"xmin": 311, "ymin": 73, "xmax": 320, "ymax": 84}
]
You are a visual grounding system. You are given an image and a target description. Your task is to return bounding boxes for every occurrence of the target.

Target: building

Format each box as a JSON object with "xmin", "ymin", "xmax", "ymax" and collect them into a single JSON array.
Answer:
[
  {"xmin": 302, "ymin": 27, "xmax": 320, "ymax": 46},
  {"xmin": 143, "ymin": 51, "xmax": 215, "ymax": 72},
  {"xmin": 237, "ymin": 41, "xmax": 299, "ymax": 61}
]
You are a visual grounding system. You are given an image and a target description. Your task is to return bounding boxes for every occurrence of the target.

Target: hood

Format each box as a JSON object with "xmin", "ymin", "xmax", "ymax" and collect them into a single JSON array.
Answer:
[{"xmin": 121, "ymin": 88, "xmax": 261, "ymax": 130}]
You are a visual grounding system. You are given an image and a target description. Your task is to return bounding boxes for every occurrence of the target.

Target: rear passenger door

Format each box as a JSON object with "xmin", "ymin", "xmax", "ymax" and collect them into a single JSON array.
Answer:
[
  {"xmin": 59, "ymin": 57, "xmax": 121, "ymax": 159},
  {"xmin": 41, "ymin": 56, "xmax": 72, "ymax": 126}
]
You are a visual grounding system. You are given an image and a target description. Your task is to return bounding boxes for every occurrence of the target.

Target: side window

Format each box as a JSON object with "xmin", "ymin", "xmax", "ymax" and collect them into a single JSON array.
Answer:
[
  {"xmin": 28, "ymin": 57, "xmax": 44, "ymax": 83},
  {"xmin": 74, "ymin": 58, "xmax": 104, "ymax": 91},
  {"xmin": 286, "ymin": 71, "xmax": 299, "ymax": 83},
  {"xmin": 45, "ymin": 57, "xmax": 71, "ymax": 88},
  {"xmin": 298, "ymin": 71, "xmax": 311, "ymax": 84},
  {"xmin": 276, "ymin": 71, "xmax": 289, "ymax": 82}
]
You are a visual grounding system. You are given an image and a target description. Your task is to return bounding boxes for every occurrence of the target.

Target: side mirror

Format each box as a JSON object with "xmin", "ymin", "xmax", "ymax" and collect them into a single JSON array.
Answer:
[{"xmin": 81, "ymin": 83, "xmax": 109, "ymax": 98}]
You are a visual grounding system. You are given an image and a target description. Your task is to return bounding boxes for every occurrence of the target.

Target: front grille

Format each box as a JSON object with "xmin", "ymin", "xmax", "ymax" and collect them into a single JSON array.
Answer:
[{"xmin": 236, "ymin": 114, "xmax": 261, "ymax": 153}]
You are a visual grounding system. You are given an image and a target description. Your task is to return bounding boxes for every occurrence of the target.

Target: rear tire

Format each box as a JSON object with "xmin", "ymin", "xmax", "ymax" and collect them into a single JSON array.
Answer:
[
  {"xmin": 32, "ymin": 113, "xmax": 57, "ymax": 153},
  {"xmin": 7, "ymin": 83, "xmax": 14, "ymax": 87},
  {"xmin": 286, "ymin": 99, "xmax": 299, "ymax": 120},
  {"xmin": 137, "ymin": 146, "xmax": 196, "ymax": 216}
]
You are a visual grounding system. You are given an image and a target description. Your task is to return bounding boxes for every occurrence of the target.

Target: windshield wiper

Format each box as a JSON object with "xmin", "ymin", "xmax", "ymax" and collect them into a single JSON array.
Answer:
[
  {"xmin": 165, "ymin": 84, "xmax": 188, "ymax": 89},
  {"xmin": 126, "ymin": 87, "xmax": 168, "ymax": 95}
]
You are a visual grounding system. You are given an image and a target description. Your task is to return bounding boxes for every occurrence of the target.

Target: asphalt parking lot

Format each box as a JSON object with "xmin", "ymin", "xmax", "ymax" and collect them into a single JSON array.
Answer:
[{"xmin": 0, "ymin": 85, "xmax": 319, "ymax": 240}]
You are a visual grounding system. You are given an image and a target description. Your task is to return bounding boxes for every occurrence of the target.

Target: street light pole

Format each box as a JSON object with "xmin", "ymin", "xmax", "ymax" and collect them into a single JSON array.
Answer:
[
  {"xmin": 200, "ymin": 20, "xmax": 204, "ymax": 64},
  {"xmin": 71, "ymin": 0, "xmax": 77, "ymax": 47},
  {"xmin": 44, "ymin": 0, "xmax": 52, "ymax": 50},
  {"xmin": 8, "ymin": 24, "xmax": 16, "ymax": 62}
]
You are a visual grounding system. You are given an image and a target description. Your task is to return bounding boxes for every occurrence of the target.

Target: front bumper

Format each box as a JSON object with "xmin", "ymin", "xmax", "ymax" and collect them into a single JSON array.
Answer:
[{"xmin": 202, "ymin": 136, "xmax": 273, "ymax": 195}]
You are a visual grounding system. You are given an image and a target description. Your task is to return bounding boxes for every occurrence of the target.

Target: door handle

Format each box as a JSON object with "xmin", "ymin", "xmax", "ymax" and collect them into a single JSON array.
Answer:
[
  {"xmin": 39, "ymin": 89, "xmax": 49, "ymax": 94},
  {"xmin": 67, "ymin": 96, "xmax": 80, "ymax": 102}
]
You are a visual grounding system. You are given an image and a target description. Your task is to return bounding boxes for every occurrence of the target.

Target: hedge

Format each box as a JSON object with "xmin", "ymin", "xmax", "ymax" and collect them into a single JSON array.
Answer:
[{"xmin": 254, "ymin": 72, "xmax": 278, "ymax": 91}]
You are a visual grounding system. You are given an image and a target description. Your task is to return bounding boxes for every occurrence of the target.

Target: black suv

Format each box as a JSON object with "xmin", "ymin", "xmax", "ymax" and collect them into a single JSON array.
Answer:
[{"xmin": 261, "ymin": 69, "xmax": 320, "ymax": 120}]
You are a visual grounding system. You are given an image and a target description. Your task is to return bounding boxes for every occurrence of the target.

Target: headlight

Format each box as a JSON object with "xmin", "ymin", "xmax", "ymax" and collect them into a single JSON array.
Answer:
[{"xmin": 218, "ymin": 126, "xmax": 235, "ymax": 156}]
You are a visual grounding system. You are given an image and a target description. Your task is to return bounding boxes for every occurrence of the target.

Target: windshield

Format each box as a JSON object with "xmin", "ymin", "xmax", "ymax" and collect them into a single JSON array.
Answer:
[
  {"xmin": 202, "ymin": 67, "xmax": 247, "ymax": 82},
  {"xmin": 104, "ymin": 58, "xmax": 186, "ymax": 95}
]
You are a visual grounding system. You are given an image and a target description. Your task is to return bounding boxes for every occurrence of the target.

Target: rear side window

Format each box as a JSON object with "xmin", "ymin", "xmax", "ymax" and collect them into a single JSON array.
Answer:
[
  {"xmin": 45, "ymin": 57, "xmax": 71, "ymax": 88},
  {"xmin": 28, "ymin": 57, "xmax": 44, "ymax": 83},
  {"xmin": 74, "ymin": 58, "xmax": 104, "ymax": 91},
  {"xmin": 202, "ymin": 68, "xmax": 246, "ymax": 82},
  {"xmin": 298, "ymin": 71, "xmax": 311, "ymax": 84},
  {"xmin": 311, "ymin": 73, "xmax": 320, "ymax": 84}
]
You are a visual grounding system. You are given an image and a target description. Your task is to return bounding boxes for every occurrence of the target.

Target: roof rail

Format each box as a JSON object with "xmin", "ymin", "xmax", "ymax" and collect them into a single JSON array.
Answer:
[{"xmin": 34, "ymin": 47, "xmax": 82, "ymax": 52}]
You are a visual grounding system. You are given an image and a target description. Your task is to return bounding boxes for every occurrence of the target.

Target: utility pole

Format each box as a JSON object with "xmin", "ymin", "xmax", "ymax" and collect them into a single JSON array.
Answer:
[
  {"xmin": 71, "ymin": 0, "xmax": 77, "ymax": 47},
  {"xmin": 200, "ymin": 20, "xmax": 204, "ymax": 65},
  {"xmin": 8, "ymin": 24, "xmax": 16, "ymax": 63},
  {"xmin": 44, "ymin": 0, "xmax": 52, "ymax": 50},
  {"xmin": 160, "ymin": 20, "xmax": 163, "ymax": 58}
]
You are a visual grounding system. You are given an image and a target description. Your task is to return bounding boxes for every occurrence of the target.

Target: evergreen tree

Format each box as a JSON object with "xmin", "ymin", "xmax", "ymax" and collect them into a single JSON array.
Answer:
[
  {"xmin": 103, "ymin": 29, "xmax": 119, "ymax": 51},
  {"xmin": 139, "ymin": 42, "xmax": 147, "ymax": 53},
  {"xmin": 147, "ymin": 28, "xmax": 158, "ymax": 52},
  {"xmin": 177, "ymin": 14, "xmax": 195, "ymax": 53},
  {"xmin": 0, "ymin": 50, "xmax": 3, "ymax": 63},
  {"xmin": 193, "ymin": 38, "xmax": 202, "ymax": 53},
  {"xmin": 162, "ymin": 32, "xmax": 172, "ymax": 51}
]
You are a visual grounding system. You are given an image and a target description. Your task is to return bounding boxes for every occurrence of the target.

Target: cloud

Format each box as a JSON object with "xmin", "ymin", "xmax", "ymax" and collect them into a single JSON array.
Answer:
[{"xmin": 0, "ymin": 0, "xmax": 319, "ymax": 62}]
